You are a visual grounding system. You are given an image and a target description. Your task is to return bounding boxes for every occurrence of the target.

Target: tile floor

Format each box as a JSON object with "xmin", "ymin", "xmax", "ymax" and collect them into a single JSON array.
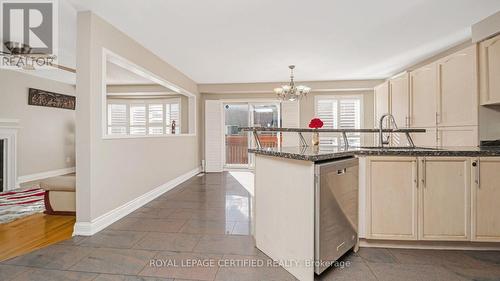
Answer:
[{"xmin": 1, "ymin": 172, "xmax": 500, "ymax": 281}]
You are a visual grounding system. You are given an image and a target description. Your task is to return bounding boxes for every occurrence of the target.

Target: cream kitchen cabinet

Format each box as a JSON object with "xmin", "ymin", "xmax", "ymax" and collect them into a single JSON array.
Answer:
[
  {"xmin": 418, "ymin": 157, "xmax": 471, "ymax": 241},
  {"xmin": 374, "ymin": 81, "xmax": 390, "ymax": 128},
  {"xmin": 437, "ymin": 126, "xmax": 479, "ymax": 147},
  {"xmin": 479, "ymin": 34, "xmax": 500, "ymax": 105},
  {"xmin": 389, "ymin": 73, "xmax": 410, "ymax": 128},
  {"xmin": 472, "ymin": 157, "xmax": 500, "ymax": 242},
  {"xmin": 436, "ymin": 45, "xmax": 478, "ymax": 127},
  {"xmin": 366, "ymin": 157, "xmax": 418, "ymax": 240},
  {"xmin": 410, "ymin": 63, "xmax": 437, "ymax": 128},
  {"xmin": 411, "ymin": 127, "xmax": 437, "ymax": 147}
]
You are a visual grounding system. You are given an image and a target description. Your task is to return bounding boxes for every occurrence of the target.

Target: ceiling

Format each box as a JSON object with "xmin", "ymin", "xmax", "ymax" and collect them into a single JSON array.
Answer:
[
  {"xmin": 106, "ymin": 61, "xmax": 154, "ymax": 85},
  {"xmin": 42, "ymin": 1, "xmax": 500, "ymax": 84}
]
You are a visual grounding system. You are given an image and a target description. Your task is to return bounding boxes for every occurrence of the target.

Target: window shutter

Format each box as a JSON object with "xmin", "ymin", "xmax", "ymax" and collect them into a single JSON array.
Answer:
[
  {"xmin": 315, "ymin": 97, "xmax": 362, "ymax": 146},
  {"xmin": 130, "ymin": 104, "xmax": 146, "ymax": 135},
  {"xmin": 148, "ymin": 104, "xmax": 164, "ymax": 135},
  {"xmin": 166, "ymin": 103, "xmax": 180, "ymax": 134},
  {"xmin": 107, "ymin": 104, "xmax": 127, "ymax": 135},
  {"xmin": 317, "ymin": 99, "xmax": 338, "ymax": 146},
  {"xmin": 339, "ymin": 99, "xmax": 361, "ymax": 146}
]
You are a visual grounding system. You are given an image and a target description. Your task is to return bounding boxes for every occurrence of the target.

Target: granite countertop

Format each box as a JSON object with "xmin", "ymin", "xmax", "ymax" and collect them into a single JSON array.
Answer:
[{"xmin": 248, "ymin": 146, "xmax": 500, "ymax": 162}]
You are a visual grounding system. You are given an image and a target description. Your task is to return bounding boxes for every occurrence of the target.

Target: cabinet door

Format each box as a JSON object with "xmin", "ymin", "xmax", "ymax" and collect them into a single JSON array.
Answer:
[
  {"xmin": 472, "ymin": 157, "xmax": 500, "ymax": 241},
  {"xmin": 410, "ymin": 64, "xmax": 437, "ymax": 128},
  {"xmin": 419, "ymin": 157, "xmax": 471, "ymax": 241},
  {"xmin": 479, "ymin": 34, "xmax": 500, "ymax": 105},
  {"xmin": 366, "ymin": 157, "xmax": 418, "ymax": 240},
  {"xmin": 436, "ymin": 45, "xmax": 478, "ymax": 127},
  {"xmin": 374, "ymin": 81, "xmax": 390, "ymax": 128},
  {"xmin": 437, "ymin": 126, "xmax": 478, "ymax": 147},
  {"xmin": 389, "ymin": 73, "xmax": 410, "ymax": 128},
  {"xmin": 411, "ymin": 127, "xmax": 437, "ymax": 147}
]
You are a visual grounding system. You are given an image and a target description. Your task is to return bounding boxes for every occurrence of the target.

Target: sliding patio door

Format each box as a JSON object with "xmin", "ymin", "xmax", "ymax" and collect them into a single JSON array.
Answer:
[{"xmin": 223, "ymin": 102, "xmax": 280, "ymax": 168}]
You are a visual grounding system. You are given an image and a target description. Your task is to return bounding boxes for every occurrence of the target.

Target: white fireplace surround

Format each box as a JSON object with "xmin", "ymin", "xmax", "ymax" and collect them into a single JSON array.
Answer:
[{"xmin": 0, "ymin": 119, "xmax": 20, "ymax": 191}]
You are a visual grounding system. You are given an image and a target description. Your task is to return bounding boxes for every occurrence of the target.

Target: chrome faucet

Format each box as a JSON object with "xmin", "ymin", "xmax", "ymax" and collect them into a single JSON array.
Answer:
[{"xmin": 379, "ymin": 113, "xmax": 398, "ymax": 147}]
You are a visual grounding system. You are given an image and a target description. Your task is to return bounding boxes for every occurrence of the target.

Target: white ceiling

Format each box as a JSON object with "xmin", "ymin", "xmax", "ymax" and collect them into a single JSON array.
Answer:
[
  {"xmin": 106, "ymin": 61, "xmax": 154, "ymax": 85},
  {"xmin": 57, "ymin": 1, "xmax": 500, "ymax": 84}
]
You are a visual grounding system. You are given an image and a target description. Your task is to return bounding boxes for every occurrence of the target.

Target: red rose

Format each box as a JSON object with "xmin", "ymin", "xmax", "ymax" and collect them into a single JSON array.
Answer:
[{"xmin": 309, "ymin": 118, "xmax": 324, "ymax": 129}]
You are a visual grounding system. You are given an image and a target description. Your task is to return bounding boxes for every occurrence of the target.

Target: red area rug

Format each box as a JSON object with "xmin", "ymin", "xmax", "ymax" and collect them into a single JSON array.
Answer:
[{"xmin": 0, "ymin": 188, "xmax": 46, "ymax": 224}]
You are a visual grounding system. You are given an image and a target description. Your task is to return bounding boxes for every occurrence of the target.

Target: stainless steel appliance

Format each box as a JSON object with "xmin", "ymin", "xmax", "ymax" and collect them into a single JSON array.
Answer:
[{"xmin": 314, "ymin": 157, "xmax": 359, "ymax": 275}]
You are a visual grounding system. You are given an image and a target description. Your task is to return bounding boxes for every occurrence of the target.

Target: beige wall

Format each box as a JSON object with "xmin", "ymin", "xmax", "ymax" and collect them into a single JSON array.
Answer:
[
  {"xmin": 0, "ymin": 69, "xmax": 76, "ymax": 177},
  {"xmin": 76, "ymin": 12, "xmax": 201, "ymax": 223}
]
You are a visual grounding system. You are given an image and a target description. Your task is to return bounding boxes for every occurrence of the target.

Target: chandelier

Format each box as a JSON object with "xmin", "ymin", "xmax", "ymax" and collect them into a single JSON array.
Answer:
[{"xmin": 274, "ymin": 65, "xmax": 311, "ymax": 101}]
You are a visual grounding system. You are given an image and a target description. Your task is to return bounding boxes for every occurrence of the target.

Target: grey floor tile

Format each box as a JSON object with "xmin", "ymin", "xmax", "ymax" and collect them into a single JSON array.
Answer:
[
  {"xmin": 316, "ymin": 261, "xmax": 377, "ymax": 281},
  {"xmin": 461, "ymin": 250, "xmax": 500, "ymax": 267},
  {"xmin": 69, "ymin": 247, "xmax": 156, "ymax": 275},
  {"xmin": 368, "ymin": 262, "xmax": 463, "ymax": 281},
  {"xmin": 129, "ymin": 207, "xmax": 177, "ymax": 219},
  {"xmin": 110, "ymin": 218, "xmax": 187, "ymax": 233},
  {"xmin": 180, "ymin": 219, "xmax": 234, "ymax": 235},
  {"xmin": 11, "ymin": 268, "xmax": 97, "ymax": 281},
  {"xmin": 231, "ymin": 221, "xmax": 252, "ymax": 235},
  {"xmin": 0, "ymin": 265, "xmax": 31, "ymax": 281},
  {"xmin": 357, "ymin": 247, "xmax": 398, "ymax": 263},
  {"xmin": 444, "ymin": 264, "xmax": 500, "ymax": 281},
  {"xmin": 389, "ymin": 248, "xmax": 490, "ymax": 268},
  {"xmin": 193, "ymin": 235, "xmax": 258, "ymax": 255},
  {"xmin": 4, "ymin": 245, "xmax": 91, "ymax": 270},
  {"xmin": 214, "ymin": 254, "xmax": 297, "ymax": 281},
  {"xmin": 139, "ymin": 251, "xmax": 221, "ymax": 281},
  {"xmin": 147, "ymin": 200, "xmax": 209, "ymax": 210},
  {"xmin": 79, "ymin": 230, "xmax": 148, "ymax": 249},
  {"xmin": 133, "ymin": 232, "xmax": 201, "ymax": 252},
  {"xmin": 57, "ymin": 235, "xmax": 87, "ymax": 246},
  {"xmin": 94, "ymin": 273, "xmax": 173, "ymax": 281}
]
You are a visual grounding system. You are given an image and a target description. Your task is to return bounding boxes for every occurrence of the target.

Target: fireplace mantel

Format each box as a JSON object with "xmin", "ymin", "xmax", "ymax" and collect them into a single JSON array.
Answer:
[{"xmin": 0, "ymin": 119, "xmax": 20, "ymax": 191}]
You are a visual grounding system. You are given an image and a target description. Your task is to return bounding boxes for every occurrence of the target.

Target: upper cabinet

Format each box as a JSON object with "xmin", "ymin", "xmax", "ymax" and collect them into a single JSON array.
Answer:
[
  {"xmin": 479, "ymin": 34, "xmax": 500, "ymax": 105},
  {"xmin": 410, "ymin": 63, "xmax": 437, "ymax": 128},
  {"xmin": 436, "ymin": 45, "xmax": 478, "ymax": 127},
  {"xmin": 389, "ymin": 73, "xmax": 410, "ymax": 128},
  {"xmin": 374, "ymin": 81, "xmax": 390, "ymax": 128}
]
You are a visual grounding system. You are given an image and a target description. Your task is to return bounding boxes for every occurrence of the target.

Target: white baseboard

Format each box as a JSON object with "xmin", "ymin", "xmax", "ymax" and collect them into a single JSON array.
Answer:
[
  {"xmin": 17, "ymin": 167, "xmax": 76, "ymax": 184},
  {"xmin": 73, "ymin": 166, "xmax": 201, "ymax": 236}
]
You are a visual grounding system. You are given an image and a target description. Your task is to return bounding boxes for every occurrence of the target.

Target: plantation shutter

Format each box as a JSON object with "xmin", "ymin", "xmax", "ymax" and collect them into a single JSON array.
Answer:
[
  {"xmin": 166, "ymin": 102, "xmax": 180, "ymax": 134},
  {"xmin": 148, "ymin": 104, "xmax": 164, "ymax": 135},
  {"xmin": 130, "ymin": 104, "xmax": 146, "ymax": 135},
  {"xmin": 339, "ymin": 99, "xmax": 361, "ymax": 146},
  {"xmin": 107, "ymin": 104, "xmax": 127, "ymax": 135},
  {"xmin": 205, "ymin": 100, "xmax": 223, "ymax": 172},
  {"xmin": 317, "ymin": 99, "xmax": 338, "ymax": 146}
]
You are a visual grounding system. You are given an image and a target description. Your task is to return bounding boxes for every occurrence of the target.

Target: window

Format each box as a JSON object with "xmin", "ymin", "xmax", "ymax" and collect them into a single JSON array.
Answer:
[
  {"xmin": 107, "ymin": 99, "xmax": 181, "ymax": 136},
  {"xmin": 315, "ymin": 96, "xmax": 362, "ymax": 146},
  {"xmin": 107, "ymin": 104, "xmax": 127, "ymax": 135}
]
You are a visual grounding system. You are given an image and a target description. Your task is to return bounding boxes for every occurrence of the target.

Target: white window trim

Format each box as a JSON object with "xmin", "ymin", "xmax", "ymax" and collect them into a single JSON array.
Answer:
[
  {"xmin": 101, "ymin": 48, "xmax": 196, "ymax": 140},
  {"xmin": 314, "ymin": 94, "xmax": 364, "ymax": 146}
]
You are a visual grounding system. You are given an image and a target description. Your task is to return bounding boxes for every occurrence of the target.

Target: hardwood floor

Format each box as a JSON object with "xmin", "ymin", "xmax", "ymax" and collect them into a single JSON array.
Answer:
[{"xmin": 0, "ymin": 213, "xmax": 75, "ymax": 262}]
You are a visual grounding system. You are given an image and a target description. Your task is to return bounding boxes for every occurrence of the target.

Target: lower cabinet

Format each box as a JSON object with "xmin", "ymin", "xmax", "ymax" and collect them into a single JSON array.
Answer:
[
  {"xmin": 366, "ymin": 157, "xmax": 418, "ymax": 240},
  {"xmin": 365, "ymin": 156, "xmax": 498, "ymax": 242},
  {"xmin": 472, "ymin": 157, "xmax": 500, "ymax": 242},
  {"xmin": 419, "ymin": 157, "xmax": 471, "ymax": 241}
]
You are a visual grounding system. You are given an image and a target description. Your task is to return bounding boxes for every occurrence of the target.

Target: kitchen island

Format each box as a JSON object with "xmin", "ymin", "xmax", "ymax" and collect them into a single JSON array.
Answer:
[{"xmin": 250, "ymin": 145, "xmax": 500, "ymax": 281}]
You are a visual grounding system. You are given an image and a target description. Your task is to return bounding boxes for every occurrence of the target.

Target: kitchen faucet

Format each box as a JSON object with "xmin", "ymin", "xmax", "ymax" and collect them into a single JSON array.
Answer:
[{"xmin": 379, "ymin": 113, "xmax": 398, "ymax": 147}]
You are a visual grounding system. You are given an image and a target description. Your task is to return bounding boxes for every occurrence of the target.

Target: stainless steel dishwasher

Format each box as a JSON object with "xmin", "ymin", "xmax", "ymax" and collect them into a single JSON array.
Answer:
[{"xmin": 314, "ymin": 157, "xmax": 359, "ymax": 275}]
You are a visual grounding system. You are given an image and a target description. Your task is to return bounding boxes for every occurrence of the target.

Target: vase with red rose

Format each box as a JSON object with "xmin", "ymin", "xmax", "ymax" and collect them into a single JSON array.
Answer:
[{"xmin": 309, "ymin": 118, "xmax": 324, "ymax": 146}]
